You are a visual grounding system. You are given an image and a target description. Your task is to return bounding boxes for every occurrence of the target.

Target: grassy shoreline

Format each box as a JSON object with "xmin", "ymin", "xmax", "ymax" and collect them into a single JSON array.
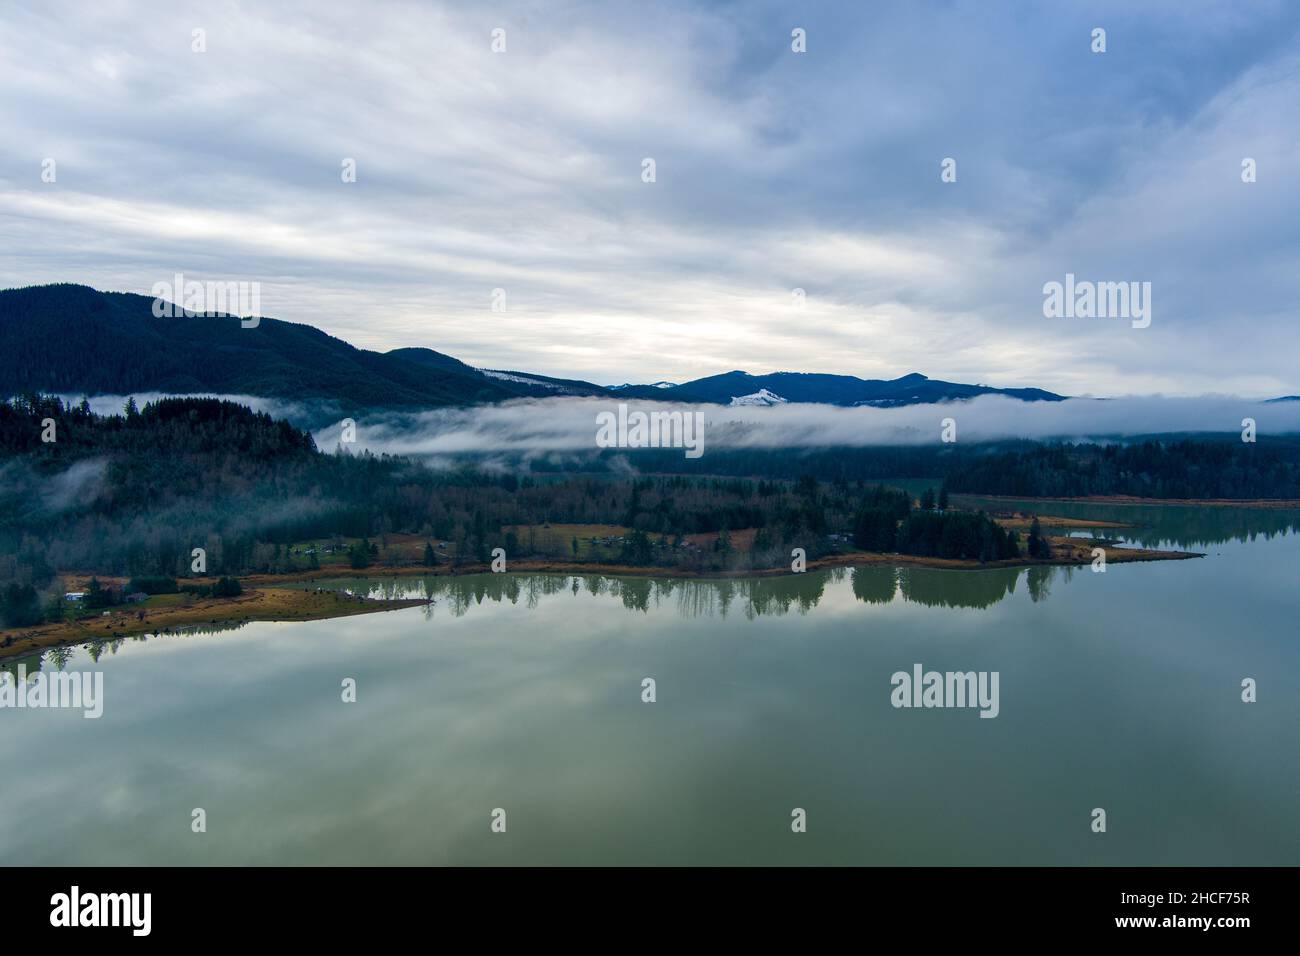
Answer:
[
  {"xmin": 0, "ymin": 588, "xmax": 428, "ymax": 663},
  {"xmin": 0, "ymin": 531, "xmax": 1200, "ymax": 662}
]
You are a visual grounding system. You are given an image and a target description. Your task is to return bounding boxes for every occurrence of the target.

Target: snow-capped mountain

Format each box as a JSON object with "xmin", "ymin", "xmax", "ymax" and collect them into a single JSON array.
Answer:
[{"xmin": 729, "ymin": 388, "xmax": 788, "ymax": 407}]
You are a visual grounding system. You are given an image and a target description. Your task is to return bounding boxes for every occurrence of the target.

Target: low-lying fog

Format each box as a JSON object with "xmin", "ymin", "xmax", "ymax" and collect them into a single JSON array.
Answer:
[{"xmin": 58, "ymin": 392, "xmax": 1300, "ymax": 462}]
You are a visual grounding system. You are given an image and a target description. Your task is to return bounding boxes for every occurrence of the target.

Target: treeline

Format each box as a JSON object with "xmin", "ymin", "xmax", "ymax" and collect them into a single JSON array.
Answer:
[
  {"xmin": 525, "ymin": 436, "xmax": 1300, "ymax": 500},
  {"xmin": 850, "ymin": 484, "xmax": 1025, "ymax": 562},
  {"xmin": 530, "ymin": 444, "xmax": 965, "ymax": 483},
  {"xmin": 894, "ymin": 511, "xmax": 1021, "ymax": 561},
  {"xmin": 944, "ymin": 439, "xmax": 1300, "ymax": 499},
  {"xmin": 0, "ymin": 393, "xmax": 315, "ymax": 458}
]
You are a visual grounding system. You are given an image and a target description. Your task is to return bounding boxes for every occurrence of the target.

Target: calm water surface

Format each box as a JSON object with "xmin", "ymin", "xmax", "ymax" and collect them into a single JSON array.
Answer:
[{"xmin": 1, "ymin": 501, "xmax": 1297, "ymax": 865}]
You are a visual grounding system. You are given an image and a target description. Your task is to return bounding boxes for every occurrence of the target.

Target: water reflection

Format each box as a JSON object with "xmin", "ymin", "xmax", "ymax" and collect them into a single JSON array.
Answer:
[
  {"xmin": 9, "ymin": 564, "xmax": 1076, "ymax": 682},
  {"xmin": 954, "ymin": 495, "xmax": 1300, "ymax": 549},
  {"xmin": 289, "ymin": 561, "xmax": 1078, "ymax": 621},
  {"xmin": 4, "ymin": 499, "xmax": 1295, "ymax": 868},
  {"xmin": 298, "ymin": 571, "xmax": 835, "ymax": 618},
  {"xmin": 855, "ymin": 563, "xmax": 1059, "ymax": 608},
  {"xmin": 1, "ymin": 621, "xmax": 248, "ymax": 678}
]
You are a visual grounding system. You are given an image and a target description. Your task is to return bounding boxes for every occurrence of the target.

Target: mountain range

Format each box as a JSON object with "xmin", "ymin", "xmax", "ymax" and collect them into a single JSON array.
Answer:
[
  {"xmin": 616, "ymin": 370, "xmax": 1064, "ymax": 407},
  {"xmin": 0, "ymin": 284, "xmax": 1068, "ymax": 410}
]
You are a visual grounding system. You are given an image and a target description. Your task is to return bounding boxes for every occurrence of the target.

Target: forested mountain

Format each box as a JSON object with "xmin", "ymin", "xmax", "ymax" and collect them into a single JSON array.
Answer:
[
  {"xmin": 0, "ymin": 284, "xmax": 1062, "ymax": 410},
  {"xmin": 0, "ymin": 284, "xmax": 607, "ymax": 409},
  {"xmin": 641, "ymin": 370, "xmax": 1065, "ymax": 406}
]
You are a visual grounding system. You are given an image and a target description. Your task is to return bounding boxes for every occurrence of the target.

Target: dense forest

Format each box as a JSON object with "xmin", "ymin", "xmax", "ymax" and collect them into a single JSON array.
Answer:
[
  {"xmin": 0, "ymin": 394, "xmax": 1024, "ymax": 627},
  {"xmin": 528, "ymin": 436, "xmax": 1300, "ymax": 498},
  {"xmin": 943, "ymin": 440, "xmax": 1300, "ymax": 499}
]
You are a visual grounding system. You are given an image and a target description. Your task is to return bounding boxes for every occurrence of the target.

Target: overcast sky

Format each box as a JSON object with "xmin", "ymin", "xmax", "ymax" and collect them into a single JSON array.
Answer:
[{"xmin": 2, "ymin": 0, "xmax": 1298, "ymax": 396}]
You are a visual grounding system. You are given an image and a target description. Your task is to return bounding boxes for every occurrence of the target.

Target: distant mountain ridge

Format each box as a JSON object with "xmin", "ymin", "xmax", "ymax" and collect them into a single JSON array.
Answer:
[
  {"xmin": 0, "ymin": 284, "xmax": 1066, "ymax": 409},
  {"xmin": 639, "ymin": 370, "xmax": 1065, "ymax": 407}
]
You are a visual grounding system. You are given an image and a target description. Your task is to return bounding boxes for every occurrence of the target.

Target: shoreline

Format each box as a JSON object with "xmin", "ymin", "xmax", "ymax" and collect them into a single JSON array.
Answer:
[
  {"xmin": 990, "ymin": 515, "xmax": 1129, "ymax": 529},
  {"xmin": 959, "ymin": 493, "xmax": 1300, "ymax": 510},
  {"xmin": 0, "ymin": 588, "xmax": 427, "ymax": 664},
  {"xmin": 0, "ymin": 535, "xmax": 1201, "ymax": 662},
  {"xmin": 249, "ymin": 537, "xmax": 1197, "ymax": 583}
]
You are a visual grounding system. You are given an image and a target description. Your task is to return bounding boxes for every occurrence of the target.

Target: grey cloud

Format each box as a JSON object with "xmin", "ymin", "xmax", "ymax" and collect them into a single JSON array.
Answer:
[{"xmin": 1, "ymin": 0, "xmax": 1297, "ymax": 393}]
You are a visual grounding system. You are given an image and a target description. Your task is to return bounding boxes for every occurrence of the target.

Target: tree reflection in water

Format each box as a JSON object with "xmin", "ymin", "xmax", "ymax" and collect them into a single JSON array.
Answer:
[{"xmin": 315, "ymin": 562, "xmax": 1069, "ymax": 621}]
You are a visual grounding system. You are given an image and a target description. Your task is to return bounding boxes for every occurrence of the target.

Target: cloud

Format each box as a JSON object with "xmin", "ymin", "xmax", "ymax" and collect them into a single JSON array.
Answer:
[
  {"xmin": 39, "ymin": 458, "xmax": 109, "ymax": 512},
  {"xmin": 1, "ymin": 0, "xmax": 1297, "ymax": 394},
  {"xmin": 314, "ymin": 394, "xmax": 1300, "ymax": 459},
  {"xmin": 0, "ymin": 456, "xmax": 108, "ymax": 517},
  {"xmin": 57, "ymin": 393, "xmax": 342, "ymax": 429}
]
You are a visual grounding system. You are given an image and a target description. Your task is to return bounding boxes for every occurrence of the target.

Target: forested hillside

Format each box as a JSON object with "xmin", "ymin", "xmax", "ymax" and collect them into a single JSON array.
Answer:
[
  {"xmin": 0, "ymin": 284, "xmax": 1064, "ymax": 410},
  {"xmin": 0, "ymin": 284, "xmax": 602, "ymax": 408}
]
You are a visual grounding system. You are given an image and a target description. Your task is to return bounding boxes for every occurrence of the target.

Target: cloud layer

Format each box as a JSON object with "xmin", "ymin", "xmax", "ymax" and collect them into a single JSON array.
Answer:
[
  {"xmin": 309, "ymin": 395, "xmax": 1300, "ymax": 460},
  {"xmin": 2, "ymin": 1, "xmax": 1298, "ymax": 395}
]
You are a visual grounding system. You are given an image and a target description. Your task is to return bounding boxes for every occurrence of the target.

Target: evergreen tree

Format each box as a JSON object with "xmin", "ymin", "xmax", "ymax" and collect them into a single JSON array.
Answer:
[
  {"xmin": 349, "ymin": 539, "xmax": 372, "ymax": 569},
  {"xmin": 84, "ymin": 576, "xmax": 111, "ymax": 609},
  {"xmin": 0, "ymin": 581, "xmax": 43, "ymax": 627},
  {"xmin": 619, "ymin": 529, "xmax": 654, "ymax": 565},
  {"xmin": 1026, "ymin": 517, "xmax": 1051, "ymax": 559},
  {"xmin": 213, "ymin": 576, "xmax": 242, "ymax": 597}
]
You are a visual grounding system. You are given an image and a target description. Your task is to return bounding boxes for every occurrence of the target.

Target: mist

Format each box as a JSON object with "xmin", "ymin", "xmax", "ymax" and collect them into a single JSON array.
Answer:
[
  {"xmin": 0, "ymin": 456, "xmax": 110, "ymax": 517},
  {"xmin": 310, "ymin": 395, "xmax": 1300, "ymax": 461},
  {"xmin": 56, "ymin": 393, "xmax": 343, "ymax": 429},
  {"xmin": 44, "ymin": 392, "xmax": 1300, "ymax": 462}
]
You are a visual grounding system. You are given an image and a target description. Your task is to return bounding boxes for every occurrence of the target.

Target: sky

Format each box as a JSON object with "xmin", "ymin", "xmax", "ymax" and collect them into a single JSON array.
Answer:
[{"xmin": 1, "ymin": 0, "xmax": 1298, "ymax": 397}]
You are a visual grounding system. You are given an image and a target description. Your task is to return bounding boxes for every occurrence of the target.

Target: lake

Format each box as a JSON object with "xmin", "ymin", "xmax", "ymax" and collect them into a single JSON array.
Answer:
[{"xmin": 2, "ymin": 501, "xmax": 1297, "ymax": 865}]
